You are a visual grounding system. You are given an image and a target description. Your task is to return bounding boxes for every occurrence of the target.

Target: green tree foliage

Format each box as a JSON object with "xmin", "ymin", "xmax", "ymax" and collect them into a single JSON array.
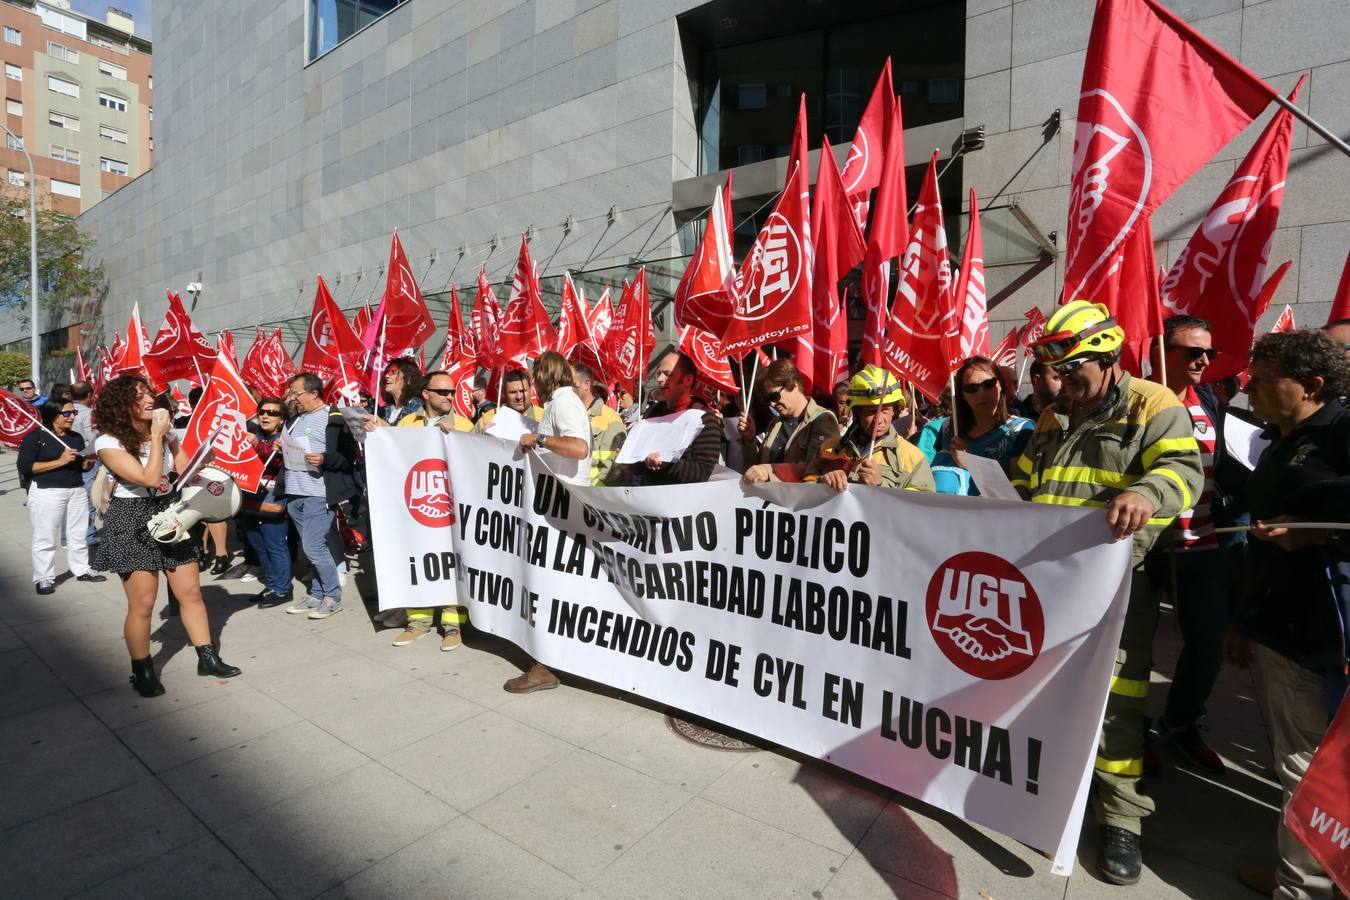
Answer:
[
  {"xmin": 0, "ymin": 187, "xmax": 106, "ymax": 326},
  {"xmin": 0, "ymin": 351, "xmax": 30, "ymax": 386}
]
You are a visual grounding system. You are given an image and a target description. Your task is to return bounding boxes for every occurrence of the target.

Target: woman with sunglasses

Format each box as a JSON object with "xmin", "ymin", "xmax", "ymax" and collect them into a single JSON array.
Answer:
[
  {"xmin": 240, "ymin": 397, "xmax": 294, "ymax": 607},
  {"xmin": 917, "ymin": 356, "xmax": 1033, "ymax": 495},
  {"xmin": 92, "ymin": 375, "xmax": 241, "ymax": 697},
  {"xmin": 18, "ymin": 399, "xmax": 106, "ymax": 594},
  {"xmin": 740, "ymin": 359, "xmax": 840, "ymax": 484}
]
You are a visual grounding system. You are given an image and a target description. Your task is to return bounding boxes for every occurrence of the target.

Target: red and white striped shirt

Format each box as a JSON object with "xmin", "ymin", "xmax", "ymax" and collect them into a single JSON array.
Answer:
[{"xmin": 1174, "ymin": 385, "xmax": 1217, "ymax": 551}]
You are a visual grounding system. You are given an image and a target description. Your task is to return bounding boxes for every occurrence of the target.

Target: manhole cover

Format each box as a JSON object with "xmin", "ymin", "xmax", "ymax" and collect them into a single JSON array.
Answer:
[{"xmin": 666, "ymin": 715, "xmax": 762, "ymax": 752}]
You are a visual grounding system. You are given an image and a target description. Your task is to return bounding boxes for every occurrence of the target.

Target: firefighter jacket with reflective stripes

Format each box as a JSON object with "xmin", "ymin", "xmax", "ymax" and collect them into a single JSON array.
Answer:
[
  {"xmin": 1012, "ymin": 372, "xmax": 1203, "ymax": 567},
  {"xmin": 586, "ymin": 398, "xmax": 627, "ymax": 486},
  {"xmin": 396, "ymin": 411, "xmax": 474, "ymax": 432},
  {"xmin": 808, "ymin": 424, "xmax": 936, "ymax": 492}
]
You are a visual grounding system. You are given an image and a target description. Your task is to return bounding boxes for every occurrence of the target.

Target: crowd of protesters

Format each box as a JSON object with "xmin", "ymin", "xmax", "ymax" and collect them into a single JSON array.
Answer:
[{"xmin": 7, "ymin": 313, "xmax": 1350, "ymax": 897}]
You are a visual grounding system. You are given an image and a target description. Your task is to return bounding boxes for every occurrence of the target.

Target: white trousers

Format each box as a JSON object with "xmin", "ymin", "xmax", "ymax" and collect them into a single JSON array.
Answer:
[{"xmin": 29, "ymin": 485, "xmax": 91, "ymax": 583}]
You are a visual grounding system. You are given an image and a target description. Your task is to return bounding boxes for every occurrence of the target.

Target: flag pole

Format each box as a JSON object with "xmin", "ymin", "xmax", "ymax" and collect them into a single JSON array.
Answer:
[
  {"xmin": 863, "ymin": 369, "xmax": 891, "ymax": 461},
  {"xmin": 1271, "ymin": 93, "xmax": 1350, "ymax": 161},
  {"xmin": 1156, "ymin": 333, "xmax": 1168, "ymax": 390}
]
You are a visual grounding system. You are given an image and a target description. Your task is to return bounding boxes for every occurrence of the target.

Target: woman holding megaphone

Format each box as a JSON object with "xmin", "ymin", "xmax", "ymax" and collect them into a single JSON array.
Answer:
[{"xmin": 93, "ymin": 375, "xmax": 241, "ymax": 697}]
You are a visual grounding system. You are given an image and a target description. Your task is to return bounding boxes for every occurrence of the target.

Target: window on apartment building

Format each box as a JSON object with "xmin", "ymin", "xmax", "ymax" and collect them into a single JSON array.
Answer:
[
  {"xmin": 39, "ymin": 5, "xmax": 87, "ymax": 40},
  {"xmin": 99, "ymin": 124, "xmax": 127, "ymax": 143},
  {"xmin": 307, "ymin": 0, "xmax": 409, "ymax": 61},
  {"xmin": 98, "ymin": 91, "xmax": 127, "ymax": 112},
  {"xmin": 148, "ymin": 136, "xmax": 153, "ymax": 151},
  {"xmin": 6, "ymin": 99, "xmax": 21, "ymax": 116},
  {"xmin": 47, "ymin": 41, "xmax": 78, "ymax": 63},
  {"xmin": 5, "ymin": 132, "xmax": 21, "ymax": 151},
  {"xmin": 4, "ymin": 26, "xmax": 20, "ymax": 45},
  {"xmin": 8, "ymin": 170, "xmax": 24, "ymax": 187},
  {"xmin": 5, "ymin": 63, "xmax": 22, "ymax": 81},
  {"xmin": 48, "ymin": 75, "xmax": 79, "ymax": 98},
  {"xmin": 147, "ymin": 74, "xmax": 152, "ymax": 90},
  {"xmin": 49, "ymin": 110, "xmax": 79, "ymax": 131},
  {"xmin": 50, "ymin": 144, "xmax": 80, "ymax": 164},
  {"xmin": 147, "ymin": 106, "xmax": 153, "ymax": 121},
  {"xmin": 97, "ymin": 59, "xmax": 128, "ymax": 80},
  {"xmin": 100, "ymin": 156, "xmax": 128, "ymax": 175},
  {"xmin": 50, "ymin": 179, "xmax": 80, "ymax": 199}
]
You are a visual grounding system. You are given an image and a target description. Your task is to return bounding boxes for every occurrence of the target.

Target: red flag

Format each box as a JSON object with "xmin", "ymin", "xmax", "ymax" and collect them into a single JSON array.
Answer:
[
  {"xmin": 1102, "ymin": 217, "xmax": 1164, "ymax": 376},
  {"xmin": 442, "ymin": 356, "xmax": 478, "ymax": 420},
  {"xmin": 471, "ymin": 265, "xmax": 504, "ymax": 371},
  {"xmin": 679, "ymin": 325, "xmax": 739, "ymax": 394},
  {"xmin": 860, "ymin": 92, "xmax": 908, "ymax": 366},
  {"xmin": 95, "ymin": 346, "xmax": 115, "ymax": 390},
  {"xmin": 171, "ymin": 385, "xmax": 192, "ymax": 419},
  {"xmin": 324, "ymin": 354, "xmax": 366, "ymax": 407},
  {"xmin": 242, "ymin": 327, "xmax": 297, "ymax": 396},
  {"xmin": 990, "ymin": 328, "xmax": 1020, "ymax": 371},
  {"xmin": 181, "ymin": 347, "xmax": 264, "ymax": 492},
  {"xmin": 1019, "ymin": 307, "xmax": 1048, "ymax": 347},
  {"xmin": 1285, "ymin": 694, "xmax": 1350, "ymax": 897},
  {"xmin": 437, "ymin": 283, "xmax": 469, "ymax": 372},
  {"xmin": 723, "ymin": 95, "xmax": 813, "ymax": 356},
  {"xmin": 673, "ymin": 172, "xmax": 737, "ymax": 339},
  {"xmin": 1272, "ymin": 303, "xmax": 1296, "ymax": 334},
  {"xmin": 0, "ymin": 387, "xmax": 41, "ymax": 448},
  {"xmin": 301, "ymin": 276, "xmax": 364, "ymax": 381},
  {"xmin": 606, "ymin": 269, "xmax": 656, "ymax": 391},
  {"xmin": 797, "ymin": 137, "xmax": 865, "ymax": 394},
  {"xmin": 1065, "ymin": 0, "xmax": 1277, "ymax": 307},
  {"xmin": 115, "ymin": 303, "xmax": 152, "ymax": 379},
  {"xmin": 240, "ymin": 327, "xmax": 266, "ymax": 390},
  {"xmin": 587, "ymin": 286, "xmax": 613, "ymax": 338},
  {"xmin": 578, "ymin": 286, "xmax": 614, "ymax": 382},
  {"xmin": 352, "ymin": 302, "xmax": 374, "ymax": 341},
  {"xmin": 75, "ymin": 346, "xmax": 92, "ymax": 383},
  {"xmin": 218, "ymin": 330, "xmax": 237, "ymax": 367},
  {"xmin": 841, "ymin": 58, "xmax": 895, "ymax": 231},
  {"xmin": 951, "ymin": 190, "xmax": 991, "ymax": 363},
  {"xmin": 144, "ymin": 290, "xmax": 216, "ymax": 384},
  {"xmin": 498, "ymin": 234, "xmax": 557, "ymax": 364},
  {"xmin": 1160, "ymin": 78, "xmax": 1302, "ymax": 382},
  {"xmin": 360, "ymin": 229, "xmax": 435, "ymax": 353},
  {"xmin": 1328, "ymin": 250, "xmax": 1350, "ymax": 325},
  {"xmin": 554, "ymin": 272, "xmax": 592, "ymax": 360},
  {"xmin": 883, "ymin": 152, "xmax": 957, "ymax": 401}
]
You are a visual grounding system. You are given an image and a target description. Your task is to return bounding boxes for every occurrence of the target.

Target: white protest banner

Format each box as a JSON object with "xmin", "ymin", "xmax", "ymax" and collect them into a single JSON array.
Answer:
[
  {"xmin": 366, "ymin": 428, "xmax": 1131, "ymax": 874},
  {"xmin": 615, "ymin": 409, "xmax": 709, "ymax": 464}
]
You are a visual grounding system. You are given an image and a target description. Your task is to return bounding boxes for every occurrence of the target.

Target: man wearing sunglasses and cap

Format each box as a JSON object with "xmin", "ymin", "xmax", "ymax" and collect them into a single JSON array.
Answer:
[{"xmin": 1013, "ymin": 299, "xmax": 1203, "ymax": 886}]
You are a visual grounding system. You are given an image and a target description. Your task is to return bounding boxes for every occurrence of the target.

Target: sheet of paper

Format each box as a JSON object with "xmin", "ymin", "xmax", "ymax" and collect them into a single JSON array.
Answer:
[
  {"xmin": 338, "ymin": 406, "xmax": 370, "ymax": 444},
  {"xmin": 485, "ymin": 406, "xmax": 538, "ymax": 442},
  {"xmin": 954, "ymin": 450, "xmax": 1021, "ymax": 501},
  {"xmin": 1224, "ymin": 412, "xmax": 1270, "ymax": 471},
  {"xmin": 616, "ymin": 409, "xmax": 708, "ymax": 465},
  {"xmin": 281, "ymin": 431, "xmax": 313, "ymax": 471}
]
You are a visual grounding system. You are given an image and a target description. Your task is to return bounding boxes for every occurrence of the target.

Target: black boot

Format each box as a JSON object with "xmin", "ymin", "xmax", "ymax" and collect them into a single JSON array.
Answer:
[
  {"xmin": 129, "ymin": 656, "xmax": 165, "ymax": 697},
  {"xmin": 1098, "ymin": 825, "xmax": 1142, "ymax": 885},
  {"xmin": 195, "ymin": 643, "xmax": 241, "ymax": 678},
  {"xmin": 210, "ymin": 552, "xmax": 232, "ymax": 576}
]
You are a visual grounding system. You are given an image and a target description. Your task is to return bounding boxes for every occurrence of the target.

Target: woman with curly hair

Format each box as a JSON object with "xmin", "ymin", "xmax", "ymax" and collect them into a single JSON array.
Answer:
[
  {"xmin": 93, "ymin": 375, "xmax": 240, "ymax": 697},
  {"xmin": 377, "ymin": 356, "xmax": 423, "ymax": 424}
]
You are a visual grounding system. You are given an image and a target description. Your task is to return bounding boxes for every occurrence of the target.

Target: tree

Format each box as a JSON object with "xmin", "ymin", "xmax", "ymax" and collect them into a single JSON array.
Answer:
[
  {"xmin": 0, "ymin": 186, "xmax": 107, "ymax": 327},
  {"xmin": 0, "ymin": 351, "xmax": 29, "ymax": 386}
]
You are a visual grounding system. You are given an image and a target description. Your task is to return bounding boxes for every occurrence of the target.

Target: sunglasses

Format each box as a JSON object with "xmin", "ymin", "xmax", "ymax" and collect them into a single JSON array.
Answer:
[
  {"xmin": 1168, "ymin": 345, "xmax": 1219, "ymax": 362},
  {"xmin": 424, "ymin": 387, "xmax": 454, "ymax": 397},
  {"xmin": 960, "ymin": 377, "xmax": 999, "ymax": 395},
  {"xmin": 763, "ymin": 388, "xmax": 784, "ymax": 404},
  {"xmin": 58, "ymin": 410, "xmax": 76, "ymax": 417},
  {"xmin": 1049, "ymin": 356, "xmax": 1090, "ymax": 374},
  {"xmin": 259, "ymin": 409, "xmax": 283, "ymax": 416},
  {"xmin": 1031, "ymin": 319, "xmax": 1118, "ymax": 363}
]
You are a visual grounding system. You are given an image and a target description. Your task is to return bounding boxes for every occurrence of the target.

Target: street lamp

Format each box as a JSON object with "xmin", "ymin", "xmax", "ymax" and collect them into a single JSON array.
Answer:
[{"xmin": 0, "ymin": 122, "xmax": 38, "ymax": 387}]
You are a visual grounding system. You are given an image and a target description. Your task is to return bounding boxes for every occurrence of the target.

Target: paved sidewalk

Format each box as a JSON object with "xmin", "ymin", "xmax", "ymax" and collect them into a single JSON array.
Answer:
[{"xmin": 0, "ymin": 462, "xmax": 1282, "ymax": 899}]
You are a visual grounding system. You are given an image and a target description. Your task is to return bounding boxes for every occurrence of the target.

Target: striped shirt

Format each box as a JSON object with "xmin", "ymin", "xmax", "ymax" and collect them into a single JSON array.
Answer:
[{"xmin": 1173, "ymin": 385, "xmax": 1218, "ymax": 551}]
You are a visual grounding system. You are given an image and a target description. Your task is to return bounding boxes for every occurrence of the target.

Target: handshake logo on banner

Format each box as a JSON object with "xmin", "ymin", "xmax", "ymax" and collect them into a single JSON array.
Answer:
[
  {"xmin": 927, "ymin": 551, "xmax": 1044, "ymax": 681},
  {"xmin": 404, "ymin": 458, "xmax": 452, "ymax": 528}
]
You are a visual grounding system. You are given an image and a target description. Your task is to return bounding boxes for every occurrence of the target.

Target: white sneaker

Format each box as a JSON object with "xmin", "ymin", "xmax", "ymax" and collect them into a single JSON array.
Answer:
[{"xmin": 239, "ymin": 567, "xmax": 259, "ymax": 583}]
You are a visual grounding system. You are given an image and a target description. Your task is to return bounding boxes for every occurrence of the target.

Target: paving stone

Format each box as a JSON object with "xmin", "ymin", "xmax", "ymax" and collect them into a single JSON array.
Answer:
[
  {"xmin": 308, "ymin": 678, "xmax": 484, "ymax": 758},
  {"xmin": 117, "ymin": 685, "xmax": 301, "ymax": 772},
  {"xmin": 71, "ymin": 834, "xmax": 274, "ymax": 900},
  {"xmin": 496, "ymin": 679, "xmax": 645, "ymax": 745},
  {"xmin": 0, "ymin": 647, "xmax": 72, "ymax": 719},
  {"xmin": 585, "ymin": 706, "xmax": 743, "ymax": 793}
]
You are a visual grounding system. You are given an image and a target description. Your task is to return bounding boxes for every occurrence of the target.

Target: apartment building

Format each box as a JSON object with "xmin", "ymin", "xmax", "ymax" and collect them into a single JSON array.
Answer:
[{"xmin": 0, "ymin": 0, "xmax": 151, "ymax": 215}]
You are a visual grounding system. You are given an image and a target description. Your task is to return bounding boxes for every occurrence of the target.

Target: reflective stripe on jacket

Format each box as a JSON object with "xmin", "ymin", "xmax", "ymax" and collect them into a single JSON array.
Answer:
[{"xmin": 586, "ymin": 398, "xmax": 627, "ymax": 486}]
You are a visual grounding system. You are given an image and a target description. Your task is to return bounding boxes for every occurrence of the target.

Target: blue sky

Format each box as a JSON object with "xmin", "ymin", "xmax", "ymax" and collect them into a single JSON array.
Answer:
[{"xmin": 67, "ymin": 0, "xmax": 152, "ymax": 39}]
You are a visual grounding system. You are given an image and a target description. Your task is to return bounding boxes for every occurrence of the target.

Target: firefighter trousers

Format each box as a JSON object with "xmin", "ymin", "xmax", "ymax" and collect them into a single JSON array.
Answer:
[{"xmin": 1091, "ymin": 569, "xmax": 1158, "ymax": 835}]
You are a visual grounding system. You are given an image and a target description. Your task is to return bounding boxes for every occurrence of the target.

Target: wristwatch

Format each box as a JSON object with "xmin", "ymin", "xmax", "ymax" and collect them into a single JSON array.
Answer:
[{"xmin": 538, "ymin": 433, "xmax": 548, "ymax": 450}]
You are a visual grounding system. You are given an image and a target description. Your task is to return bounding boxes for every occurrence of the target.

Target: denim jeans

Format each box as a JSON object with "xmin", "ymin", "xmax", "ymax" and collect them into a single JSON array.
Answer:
[
  {"xmin": 1162, "ymin": 547, "xmax": 1229, "ymax": 728},
  {"xmin": 286, "ymin": 496, "xmax": 340, "ymax": 602},
  {"xmin": 239, "ymin": 515, "xmax": 292, "ymax": 594}
]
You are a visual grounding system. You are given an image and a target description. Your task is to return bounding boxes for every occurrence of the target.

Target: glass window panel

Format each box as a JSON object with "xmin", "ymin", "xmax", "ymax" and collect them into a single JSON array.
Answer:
[{"xmin": 308, "ymin": 0, "xmax": 409, "ymax": 61}]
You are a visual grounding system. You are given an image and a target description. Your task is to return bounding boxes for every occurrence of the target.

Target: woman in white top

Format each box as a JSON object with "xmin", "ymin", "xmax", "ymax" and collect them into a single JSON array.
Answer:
[{"xmin": 93, "ymin": 376, "xmax": 241, "ymax": 697}]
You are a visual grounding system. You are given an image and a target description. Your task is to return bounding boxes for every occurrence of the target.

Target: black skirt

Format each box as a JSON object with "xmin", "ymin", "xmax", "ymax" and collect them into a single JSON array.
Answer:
[{"xmin": 92, "ymin": 495, "xmax": 204, "ymax": 574}]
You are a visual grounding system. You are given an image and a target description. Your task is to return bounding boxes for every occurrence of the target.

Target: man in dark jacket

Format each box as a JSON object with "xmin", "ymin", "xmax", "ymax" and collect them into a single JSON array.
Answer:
[
  {"xmin": 624, "ymin": 352, "xmax": 722, "ymax": 487},
  {"xmin": 277, "ymin": 372, "xmax": 358, "ymax": 620}
]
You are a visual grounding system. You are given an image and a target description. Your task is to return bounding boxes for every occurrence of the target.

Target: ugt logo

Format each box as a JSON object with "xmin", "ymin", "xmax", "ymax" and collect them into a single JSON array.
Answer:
[
  {"xmin": 925, "ymin": 551, "xmax": 1044, "ymax": 680},
  {"xmin": 739, "ymin": 212, "xmax": 802, "ymax": 321},
  {"xmin": 404, "ymin": 458, "xmax": 452, "ymax": 528}
]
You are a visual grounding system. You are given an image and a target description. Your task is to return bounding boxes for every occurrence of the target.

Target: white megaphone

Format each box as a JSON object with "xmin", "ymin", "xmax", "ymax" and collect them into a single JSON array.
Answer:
[{"xmin": 147, "ymin": 468, "xmax": 241, "ymax": 544}]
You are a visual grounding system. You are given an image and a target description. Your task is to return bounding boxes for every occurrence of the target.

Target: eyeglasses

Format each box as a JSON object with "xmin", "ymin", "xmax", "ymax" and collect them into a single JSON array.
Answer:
[
  {"xmin": 1167, "ymin": 345, "xmax": 1219, "ymax": 362},
  {"xmin": 960, "ymin": 377, "xmax": 999, "ymax": 395},
  {"xmin": 425, "ymin": 387, "xmax": 454, "ymax": 397},
  {"xmin": 285, "ymin": 389, "xmax": 313, "ymax": 398},
  {"xmin": 58, "ymin": 410, "xmax": 76, "ymax": 417},
  {"xmin": 763, "ymin": 388, "xmax": 784, "ymax": 404},
  {"xmin": 259, "ymin": 409, "xmax": 283, "ymax": 416},
  {"xmin": 1049, "ymin": 356, "xmax": 1091, "ymax": 374}
]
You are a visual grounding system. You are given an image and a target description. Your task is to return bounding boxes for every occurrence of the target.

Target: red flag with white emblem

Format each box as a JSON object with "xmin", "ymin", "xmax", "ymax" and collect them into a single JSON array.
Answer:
[
  {"xmin": 171, "ymin": 385, "xmax": 192, "ymax": 419},
  {"xmin": 218, "ymin": 330, "xmax": 237, "ymax": 367},
  {"xmin": 182, "ymin": 347, "xmax": 264, "ymax": 492},
  {"xmin": 301, "ymin": 276, "xmax": 364, "ymax": 382},
  {"xmin": 841, "ymin": 58, "xmax": 896, "ymax": 231},
  {"xmin": 860, "ymin": 92, "xmax": 908, "ymax": 367},
  {"xmin": 606, "ymin": 270, "xmax": 656, "ymax": 391},
  {"xmin": 115, "ymin": 303, "xmax": 153, "ymax": 381},
  {"xmin": 144, "ymin": 290, "xmax": 216, "ymax": 384},
  {"xmin": 0, "ymin": 388, "xmax": 40, "ymax": 449},
  {"xmin": 75, "ymin": 346, "xmax": 92, "ymax": 383},
  {"xmin": 1065, "ymin": 0, "xmax": 1277, "ymax": 307},
  {"xmin": 1285, "ymin": 694, "xmax": 1350, "ymax": 897},
  {"xmin": 1105, "ymin": 217, "xmax": 1165, "ymax": 376},
  {"xmin": 1326, "ymin": 251, "xmax": 1350, "ymax": 325},
  {"xmin": 360, "ymin": 229, "xmax": 435, "ymax": 354},
  {"xmin": 674, "ymin": 173, "xmax": 737, "ymax": 340},
  {"xmin": 679, "ymin": 325, "xmax": 739, "ymax": 394},
  {"xmin": 1019, "ymin": 307, "xmax": 1048, "ymax": 347},
  {"xmin": 1160, "ymin": 78, "xmax": 1302, "ymax": 382},
  {"xmin": 579, "ymin": 286, "xmax": 614, "ymax": 383},
  {"xmin": 442, "ymin": 356, "xmax": 478, "ymax": 420},
  {"xmin": 242, "ymin": 327, "xmax": 298, "ymax": 396},
  {"xmin": 883, "ymin": 152, "xmax": 958, "ymax": 401},
  {"xmin": 471, "ymin": 266, "xmax": 504, "ymax": 372},
  {"xmin": 990, "ymin": 328, "xmax": 1020, "ymax": 372},
  {"xmin": 722, "ymin": 95, "xmax": 813, "ymax": 357},
  {"xmin": 554, "ymin": 272, "xmax": 593, "ymax": 360},
  {"xmin": 96, "ymin": 346, "xmax": 115, "ymax": 390},
  {"xmin": 951, "ymin": 189, "xmax": 991, "ymax": 364},
  {"xmin": 438, "ymin": 283, "xmax": 471, "ymax": 371},
  {"xmin": 498, "ymin": 234, "xmax": 557, "ymax": 364},
  {"xmin": 1272, "ymin": 303, "xmax": 1295, "ymax": 333}
]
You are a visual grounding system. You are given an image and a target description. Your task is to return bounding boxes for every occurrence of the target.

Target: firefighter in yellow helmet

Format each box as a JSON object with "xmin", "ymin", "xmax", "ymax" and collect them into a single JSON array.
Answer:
[
  {"xmin": 804, "ymin": 365, "xmax": 934, "ymax": 492},
  {"xmin": 1013, "ymin": 300, "xmax": 1202, "ymax": 885}
]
